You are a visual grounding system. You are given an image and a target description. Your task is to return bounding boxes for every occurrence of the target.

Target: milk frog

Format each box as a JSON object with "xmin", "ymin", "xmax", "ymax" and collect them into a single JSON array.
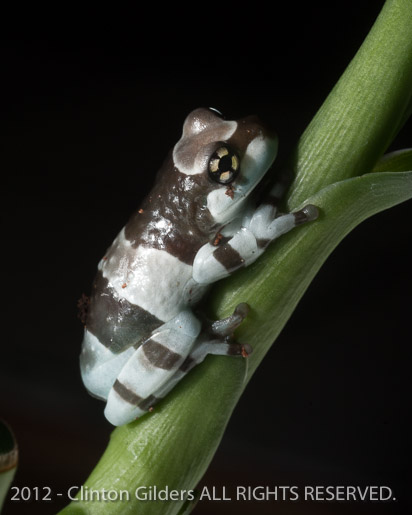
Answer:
[{"xmin": 80, "ymin": 108, "xmax": 318, "ymax": 426}]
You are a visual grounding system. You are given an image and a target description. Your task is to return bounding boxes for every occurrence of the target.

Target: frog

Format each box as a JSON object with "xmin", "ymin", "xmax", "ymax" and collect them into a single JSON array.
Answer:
[{"xmin": 79, "ymin": 107, "xmax": 318, "ymax": 426}]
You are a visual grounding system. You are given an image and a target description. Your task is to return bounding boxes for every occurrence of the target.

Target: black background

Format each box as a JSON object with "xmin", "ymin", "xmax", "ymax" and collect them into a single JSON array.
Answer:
[{"xmin": 1, "ymin": 2, "xmax": 411, "ymax": 514}]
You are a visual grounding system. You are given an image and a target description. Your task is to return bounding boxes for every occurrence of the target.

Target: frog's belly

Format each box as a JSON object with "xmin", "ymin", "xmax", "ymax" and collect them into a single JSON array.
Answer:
[{"xmin": 100, "ymin": 229, "xmax": 194, "ymax": 323}]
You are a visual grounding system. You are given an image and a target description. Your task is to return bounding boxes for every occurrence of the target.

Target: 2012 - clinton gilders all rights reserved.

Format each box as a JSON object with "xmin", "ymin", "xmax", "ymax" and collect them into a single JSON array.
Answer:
[{"xmin": 8, "ymin": 484, "xmax": 397, "ymax": 504}]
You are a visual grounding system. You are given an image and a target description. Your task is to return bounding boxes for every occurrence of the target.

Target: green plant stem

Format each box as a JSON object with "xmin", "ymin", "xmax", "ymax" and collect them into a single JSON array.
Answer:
[
  {"xmin": 60, "ymin": 1, "xmax": 412, "ymax": 514},
  {"xmin": 287, "ymin": 0, "xmax": 412, "ymax": 208}
]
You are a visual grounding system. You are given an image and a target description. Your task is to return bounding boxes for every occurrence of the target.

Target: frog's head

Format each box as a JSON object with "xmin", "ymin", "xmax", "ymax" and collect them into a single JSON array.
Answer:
[{"xmin": 173, "ymin": 107, "xmax": 278, "ymax": 228}]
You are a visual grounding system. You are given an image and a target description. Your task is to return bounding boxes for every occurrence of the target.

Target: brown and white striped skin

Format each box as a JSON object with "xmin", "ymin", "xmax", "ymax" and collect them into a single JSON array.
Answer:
[{"xmin": 80, "ymin": 108, "xmax": 318, "ymax": 425}]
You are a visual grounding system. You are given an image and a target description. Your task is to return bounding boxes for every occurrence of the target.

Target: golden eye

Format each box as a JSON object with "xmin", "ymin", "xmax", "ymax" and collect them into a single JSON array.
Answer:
[{"xmin": 208, "ymin": 145, "xmax": 240, "ymax": 184}]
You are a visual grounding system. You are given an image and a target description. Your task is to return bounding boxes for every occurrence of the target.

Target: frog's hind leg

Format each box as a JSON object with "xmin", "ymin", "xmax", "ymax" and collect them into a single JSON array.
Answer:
[
  {"xmin": 149, "ymin": 335, "xmax": 251, "ymax": 410},
  {"xmin": 104, "ymin": 304, "xmax": 251, "ymax": 425},
  {"xmin": 104, "ymin": 310, "xmax": 201, "ymax": 426},
  {"xmin": 188, "ymin": 301, "xmax": 252, "ymax": 370},
  {"xmin": 150, "ymin": 303, "xmax": 252, "ymax": 407}
]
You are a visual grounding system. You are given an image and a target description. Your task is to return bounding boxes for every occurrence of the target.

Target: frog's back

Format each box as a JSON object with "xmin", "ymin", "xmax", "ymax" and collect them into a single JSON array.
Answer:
[{"xmin": 84, "ymin": 155, "xmax": 209, "ymax": 355}]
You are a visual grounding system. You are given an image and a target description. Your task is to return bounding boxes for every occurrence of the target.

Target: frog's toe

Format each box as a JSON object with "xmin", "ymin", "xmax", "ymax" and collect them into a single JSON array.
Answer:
[
  {"xmin": 241, "ymin": 343, "xmax": 253, "ymax": 357},
  {"xmin": 294, "ymin": 204, "xmax": 319, "ymax": 224},
  {"xmin": 210, "ymin": 302, "xmax": 250, "ymax": 337}
]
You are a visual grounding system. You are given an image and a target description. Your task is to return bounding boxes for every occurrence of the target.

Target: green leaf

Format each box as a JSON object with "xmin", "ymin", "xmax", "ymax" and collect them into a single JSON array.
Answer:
[
  {"xmin": 0, "ymin": 421, "xmax": 18, "ymax": 514},
  {"xmin": 286, "ymin": 0, "xmax": 412, "ymax": 208},
  {"xmin": 372, "ymin": 148, "xmax": 412, "ymax": 173}
]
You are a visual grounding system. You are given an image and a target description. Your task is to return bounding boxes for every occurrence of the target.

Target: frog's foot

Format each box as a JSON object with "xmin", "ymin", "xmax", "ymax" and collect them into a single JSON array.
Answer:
[
  {"xmin": 153, "ymin": 305, "xmax": 251, "ymax": 401},
  {"xmin": 229, "ymin": 341, "xmax": 253, "ymax": 358},
  {"xmin": 187, "ymin": 302, "xmax": 252, "ymax": 368},
  {"xmin": 181, "ymin": 338, "xmax": 252, "ymax": 374},
  {"xmin": 207, "ymin": 302, "xmax": 250, "ymax": 338}
]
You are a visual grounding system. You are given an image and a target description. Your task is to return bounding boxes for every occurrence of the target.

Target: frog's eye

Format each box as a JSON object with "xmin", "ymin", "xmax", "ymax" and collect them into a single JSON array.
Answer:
[{"xmin": 208, "ymin": 145, "xmax": 240, "ymax": 184}]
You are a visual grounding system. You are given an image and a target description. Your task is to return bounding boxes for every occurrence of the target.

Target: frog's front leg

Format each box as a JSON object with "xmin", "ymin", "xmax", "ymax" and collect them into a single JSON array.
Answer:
[{"xmin": 193, "ymin": 203, "xmax": 319, "ymax": 284}]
